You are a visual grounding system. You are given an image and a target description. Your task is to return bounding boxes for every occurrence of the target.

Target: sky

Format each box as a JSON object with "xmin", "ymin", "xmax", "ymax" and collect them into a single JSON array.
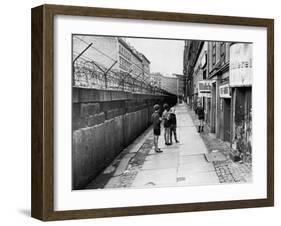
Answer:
[{"xmin": 125, "ymin": 37, "xmax": 184, "ymax": 76}]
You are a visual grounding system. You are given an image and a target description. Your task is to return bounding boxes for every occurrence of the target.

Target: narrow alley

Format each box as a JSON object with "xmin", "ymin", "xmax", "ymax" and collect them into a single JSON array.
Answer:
[{"xmin": 86, "ymin": 104, "xmax": 251, "ymax": 189}]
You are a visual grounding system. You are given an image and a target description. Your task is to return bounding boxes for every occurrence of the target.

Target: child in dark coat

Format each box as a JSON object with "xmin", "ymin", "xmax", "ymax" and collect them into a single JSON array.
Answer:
[
  {"xmin": 169, "ymin": 108, "xmax": 179, "ymax": 143},
  {"xmin": 197, "ymin": 103, "xmax": 205, "ymax": 132},
  {"xmin": 151, "ymin": 104, "xmax": 163, "ymax": 153}
]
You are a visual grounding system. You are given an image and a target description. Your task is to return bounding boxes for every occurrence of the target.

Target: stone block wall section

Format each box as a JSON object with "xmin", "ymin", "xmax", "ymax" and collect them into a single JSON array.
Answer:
[{"xmin": 72, "ymin": 87, "xmax": 177, "ymax": 189}]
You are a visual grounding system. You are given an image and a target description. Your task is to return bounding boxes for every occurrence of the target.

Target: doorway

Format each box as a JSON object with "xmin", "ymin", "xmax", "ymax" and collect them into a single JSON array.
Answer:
[
  {"xmin": 223, "ymin": 98, "xmax": 231, "ymax": 142},
  {"xmin": 211, "ymin": 82, "xmax": 216, "ymax": 133}
]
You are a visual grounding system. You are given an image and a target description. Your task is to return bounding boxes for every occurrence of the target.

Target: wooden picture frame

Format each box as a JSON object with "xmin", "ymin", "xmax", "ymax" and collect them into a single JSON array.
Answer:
[{"xmin": 31, "ymin": 4, "xmax": 274, "ymax": 221}]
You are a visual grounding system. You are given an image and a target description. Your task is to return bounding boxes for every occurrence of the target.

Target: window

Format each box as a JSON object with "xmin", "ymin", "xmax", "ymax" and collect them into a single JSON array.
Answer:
[
  {"xmin": 119, "ymin": 44, "xmax": 131, "ymax": 61},
  {"xmin": 212, "ymin": 42, "xmax": 216, "ymax": 65},
  {"xmin": 220, "ymin": 42, "xmax": 226, "ymax": 64},
  {"xmin": 203, "ymin": 70, "xmax": 206, "ymax": 80},
  {"xmin": 119, "ymin": 57, "xmax": 126, "ymax": 71}
]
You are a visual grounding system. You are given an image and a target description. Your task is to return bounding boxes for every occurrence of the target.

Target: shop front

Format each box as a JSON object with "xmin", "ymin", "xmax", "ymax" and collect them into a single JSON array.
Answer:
[
  {"xmin": 198, "ymin": 80, "xmax": 212, "ymax": 125},
  {"xmin": 229, "ymin": 43, "xmax": 253, "ymax": 162},
  {"xmin": 219, "ymin": 83, "xmax": 232, "ymax": 142}
]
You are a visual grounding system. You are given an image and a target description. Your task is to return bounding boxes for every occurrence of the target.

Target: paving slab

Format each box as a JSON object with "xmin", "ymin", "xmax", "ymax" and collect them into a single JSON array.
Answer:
[
  {"xmin": 142, "ymin": 152, "xmax": 178, "ymax": 170},
  {"xmin": 131, "ymin": 168, "xmax": 177, "ymax": 188},
  {"xmin": 178, "ymin": 162, "xmax": 215, "ymax": 176},
  {"xmin": 179, "ymin": 154, "xmax": 208, "ymax": 165},
  {"xmin": 177, "ymin": 171, "xmax": 220, "ymax": 186}
]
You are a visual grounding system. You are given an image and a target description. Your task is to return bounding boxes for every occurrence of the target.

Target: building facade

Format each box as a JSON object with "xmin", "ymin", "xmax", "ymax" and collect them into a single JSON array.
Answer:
[
  {"xmin": 229, "ymin": 43, "xmax": 253, "ymax": 162},
  {"xmin": 161, "ymin": 76, "xmax": 178, "ymax": 96},
  {"xmin": 207, "ymin": 41, "xmax": 232, "ymax": 141},
  {"xmin": 150, "ymin": 72, "xmax": 183, "ymax": 98},
  {"xmin": 118, "ymin": 38, "xmax": 145, "ymax": 77},
  {"xmin": 141, "ymin": 54, "xmax": 151, "ymax": 76},
  {"xmin": 183, "ymin": 40, "xmax": 253, "ymax": 162},
  {"xmin": 183, "ymin": 40, "xmax": 205, "ymax": 106},
  {"xmin": 173, "ymin": 73, "xmax": 185, "ymax": 102},
  {"xmin": 73, "ymin": 35, "xmax": 151, "ymax": 89},
  {"xmin": 150, "ymin": 72, "xmax": 163, "ymax": 88}
]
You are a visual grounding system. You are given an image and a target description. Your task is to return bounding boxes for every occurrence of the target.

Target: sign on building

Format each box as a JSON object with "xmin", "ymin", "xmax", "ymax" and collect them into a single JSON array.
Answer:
[
  {"xmin": 219, "ymin": 84, "xmax": 231, "ymax": 98},
  {"xmin": 230, "ymin": 43, "xmax": 253, "ymax": 87},
  {"xmin": 198, "ymin": 80, "xmax": 211, "ymax": 98}
]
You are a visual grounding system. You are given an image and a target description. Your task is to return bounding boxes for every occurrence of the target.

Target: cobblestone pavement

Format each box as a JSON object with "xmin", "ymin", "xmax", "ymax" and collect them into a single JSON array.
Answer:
[
  {"xmin": 214, "ymin": 160, "xmax": 252, "ymax": 183},
  {"xmin": 188, "ymin": 106, "xmax": 252, "ymax": 184}
]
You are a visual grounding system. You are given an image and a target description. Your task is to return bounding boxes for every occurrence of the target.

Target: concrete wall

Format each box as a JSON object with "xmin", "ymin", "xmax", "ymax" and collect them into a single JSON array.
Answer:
[{"xmin": 72, "ymin": 87, "xmax": 177, "ymax": 189}]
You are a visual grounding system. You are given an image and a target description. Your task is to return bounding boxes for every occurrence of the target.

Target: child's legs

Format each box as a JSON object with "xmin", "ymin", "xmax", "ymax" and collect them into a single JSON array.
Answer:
[
  {"xmin": 154, "ymin": 135, "xmax": 159, "ymax": 150},
  {"xmin": 167, "ymin": 127, "xmax": 171, "ymax": 143},
  {"xmin": 156, "ymin": 135, "xmax": 159, "ymax": 148},
  {"xmin": 171, "ymin": 126, "xmax": 177, "ymax": 141},
  {"xmin": 170, "ymin": 127, "xmax": 173, "ymax": 140},
  {"xmin": 173, "ymin": 128, "xmax": 177, "ymax": 141},
  {"xmin": 164, "ymin": 128, "xmax": 168, "ymax": 143},
  {"xmin": 170, "ymin": 125, "xmax": 175, "ymax": 141}
]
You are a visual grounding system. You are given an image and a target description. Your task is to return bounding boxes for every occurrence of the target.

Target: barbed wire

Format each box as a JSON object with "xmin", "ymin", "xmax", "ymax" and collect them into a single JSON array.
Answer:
[
  {"xmin": 72, "ymin": 36, "xmax": 163, "ymax": 93},
  {"xmin": 73, "ymin": 35, "xmax": 149, "ymax": 78},
  {"xmin": 72, "ymin": 51, "xmax": 167, "ymax": 95}
]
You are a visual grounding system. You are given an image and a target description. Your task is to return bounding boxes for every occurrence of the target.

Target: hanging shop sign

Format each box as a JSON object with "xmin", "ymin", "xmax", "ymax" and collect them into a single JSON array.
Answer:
[
  {"xmin": 219, "ymin": 84, "xmax": 231, "ymax": 98},
  {"xmin": 229, "ymin": 43, "xmax": 253, "ymax": 87},
  {"xmin": 198, "ymin": 80, "xmax": 212, "ymax": 98}
]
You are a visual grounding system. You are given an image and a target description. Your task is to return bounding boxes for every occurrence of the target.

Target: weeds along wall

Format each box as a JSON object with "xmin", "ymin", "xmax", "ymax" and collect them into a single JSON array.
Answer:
[{"xmin": 72, "ymin": 87, "xmax": 177, "ymax": 189}]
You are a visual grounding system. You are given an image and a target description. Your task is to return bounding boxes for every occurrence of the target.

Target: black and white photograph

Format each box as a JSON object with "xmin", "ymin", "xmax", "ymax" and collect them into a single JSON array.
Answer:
[
  {"xmin": 0, "ymin": 0, "xmax": 278, "ymax": 223},
  {"xmin": 72, "ymin": 35, "xmax": 253, "ymax": 190}
]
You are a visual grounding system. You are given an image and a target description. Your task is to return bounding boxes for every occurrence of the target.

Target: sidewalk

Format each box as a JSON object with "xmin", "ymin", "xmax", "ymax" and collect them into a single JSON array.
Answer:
[
  {"xmin": 188, "ymin": 106, "xmax": 252, "ymax": 183},
  {"xmin": 86, "ymin": 103, "xmax": 221, "ymax": 189}
]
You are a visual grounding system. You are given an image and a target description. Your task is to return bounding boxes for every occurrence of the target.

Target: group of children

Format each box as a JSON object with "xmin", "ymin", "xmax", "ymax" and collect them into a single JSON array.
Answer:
[
  {"xmin": 151, "ymin": 103, "xmax": 179, "ymax": 153},
  {"xmin": 151, "ymin": 102, "xmax": 205, "ymax": 153}
]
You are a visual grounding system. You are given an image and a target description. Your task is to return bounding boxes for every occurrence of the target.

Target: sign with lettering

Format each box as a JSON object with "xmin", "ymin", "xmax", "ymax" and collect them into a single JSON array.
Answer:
[
  {"xmin": 219, "ymin": 84, "xmax": 231, "ymax": 98},
  {"xmin": 230, "ymin": 43, "xmax": 253, "ymax": 87},
  {"xmin": 198, "ymin": 80, "xmax": 211, "ymax": 98}
]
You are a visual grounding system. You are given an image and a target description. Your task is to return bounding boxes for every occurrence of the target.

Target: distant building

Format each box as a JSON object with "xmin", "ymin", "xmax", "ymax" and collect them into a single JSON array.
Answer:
[
  {"xmin": 172, "ymin": 73, "xmax": 185, "ymax": 98},
  {"xmin": 118, "ymin": 38, "xmax": 145, "ymax": 77},
  {"xmin": 161, "ymin": 76, "xmax": 178, "ymax": 96},
  {"xmin": 141, "ymin": 54, "xmax": 151, "ymax": 76},
  {"xmin": 73, "ymin": 35, "xmax": 151, "ymax": 82},
  {"xmin": 150, "ymin": 72, "xmax": 163, "ymax": 88},
  {"xmin": 150, "ymin": 72, "xmax": 183, "ymax": 98}
]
